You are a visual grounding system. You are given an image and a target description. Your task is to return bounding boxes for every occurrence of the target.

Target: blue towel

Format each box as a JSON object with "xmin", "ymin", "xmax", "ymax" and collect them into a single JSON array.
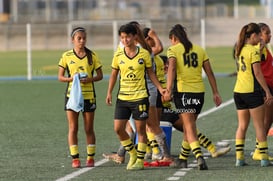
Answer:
[{"xmin": 66, "ymin": 74, "xmax": 84, "ymax": 112}]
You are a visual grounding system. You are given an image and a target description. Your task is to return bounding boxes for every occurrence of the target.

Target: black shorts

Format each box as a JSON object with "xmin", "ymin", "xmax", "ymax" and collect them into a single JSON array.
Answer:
[
  {"xmin": 65, "ymin": 97, "xmax": 96, "ymax": 112},
  {"xmin": 156, "ymin": 90, "xmax": 163, "ymax": 108},
  {"xmin": 160, "ymin": 107, "xmax": 179, "ymax": 124},
  {"xmin": 173, "ymin": 92, "xmax": 204, "ymax": 114},
  {"xmin": 234, "ymin": 91, "xmax": 264, "ymax": 109},
  {"xmin": 114, "ymin": 98, "xmax": 149, "ymax": 120}
]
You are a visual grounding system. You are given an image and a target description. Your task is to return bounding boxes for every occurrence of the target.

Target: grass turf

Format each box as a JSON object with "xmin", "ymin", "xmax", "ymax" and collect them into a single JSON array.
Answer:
[
  {"xmin": 0, "ymin": 47, "xmax": 236, "ymax": 77},
  {"xmin": 1, "ymin": 77, "xmax": 273, "ymax": 181},
  {"xmin": 1, "ymin": 47, "xmax": 272, "ymax": 180}
]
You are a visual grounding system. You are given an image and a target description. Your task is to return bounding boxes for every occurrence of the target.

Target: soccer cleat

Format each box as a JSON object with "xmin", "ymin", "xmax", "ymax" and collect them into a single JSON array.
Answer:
[
  {"xmin": 143, "ymin": 160, "xmax": 159, "ymax": 167},
  {"xmin": 144, "ymin": 152, "xmax": 152, "ymax": 160},
  {"xmin": 216, "ymin": 141, "xmax": 230, "ymax": 147},
  {"xmin": 127, "ymin": 160, "xmax": 144, "ymax": 170},
  {"xmin": 158, "ymin": 157, "xmax": 173, "ymax": 166},
  {"xmin": 261, "ymin": 159, "xmax": 270, "ymax": 167},
  {"xmin": 252, "ymin": 151, "xmax": 273, "ymax": 161},
  {"xmin": 126, "ymin": 154, "xmax": 137, "ymax": 170},
  {"xmin": 148, "ymin": 160, "xmax": 160, "ymax": 167},
  {"xmin": 72, "ymin": 159, "xmax": 81, "ymax": 168},
  {"xmin": 235, "ymin": 159, "xmax": 247, "ymax": 167},
  {"xmin": 144, "ymin": 157, "xmax": 173, "ymax": 167},
  {"xmin": 197, "ymin": 157, "xmax": 208, "ymax": 170},
  {"xmin": 144, "ymin": 161, "xmax": 151, "ymax": 167},
  {"xmin": 211, "ymin": 146, "xmax": 231, "ymax": 158},
  {"xmin": 169, "ymin": 158, "xmax": 187, "ymax": 168},
  {"xmin": 102, "ymin": 153, "xmax": 125, "ymax": 164},
  {"xmin": 152, "ymin": 153, "xmax": 163, "ymax": 160},
  {"xmin": 86, "ymin": 159, "xmax": 94, "ymax": 167}
]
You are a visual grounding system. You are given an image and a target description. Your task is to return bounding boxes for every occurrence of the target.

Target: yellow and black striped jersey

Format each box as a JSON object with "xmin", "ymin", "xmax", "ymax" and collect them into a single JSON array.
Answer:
[
  {"xmin": 167, "ymin": 43, "xmax": 208, "ymax": 92},
  {"xmin": 112, "ymin": 47, "xmax": 152, "ymax": 101},
  {"xmin": 234, "ymin": 44, "xmax": 260, "ymax": 93},
  {"xmin": 58, "ymin": 49, "xmax": 102, "ymax": 100}
]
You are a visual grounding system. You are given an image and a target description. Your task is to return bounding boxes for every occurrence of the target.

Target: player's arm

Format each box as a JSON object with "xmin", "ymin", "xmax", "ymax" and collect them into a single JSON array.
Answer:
[
  {"xmin": 148, "ymin": 29, "xmax": 163, "ymax": 55},
  {"xmin": 203, "ymin": 60, "xmax": 222, "ymax": 107},
  {"xmin": 165, "ymin": 57, "xmax": 176, "ymax": 101},
  {"xmin": 58, "ymin": 66, "xmax": 73, "ymax": 82},
  {"xmin": 106, "ymin": 68, "xmax": 119, "ymax": 105},
  {"xmin": 92, "ymin": 67, "xmax": 103, "ymax": 82},
  {"xmin": 147, "ymin": 67, "xmax": 165, "ymax": 95}
]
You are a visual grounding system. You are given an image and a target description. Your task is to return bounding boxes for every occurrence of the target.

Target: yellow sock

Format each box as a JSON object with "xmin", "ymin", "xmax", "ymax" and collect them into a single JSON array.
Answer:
[
  {"xmin": 258, "ymin": 141, "xmax": 268, "ymax": 160},
  {"xmin": 253, "ymin": 139, "xmax": 259, "ymax": 154},
  {"xmin": 255, "ymin": 139, "xmax": 258, "ymax": 149},
  {"xmin": 137, "ymin": 142, "xmax": 147, "ymax": 163},
  {"xmin": 190, "ymin": 141, "xmax": 202, "ymax": 159},
  {"xmin": 147, "ymin": 132, "xmax": 160, "ymax": 155},
  {"xmin": 197, "ymin": 129, "xmax": 216, "ymax": 153},
  {"xmin": 207, "ymin": 144, "xmax": 216, "ymax": 154},
  {"xmin": 121, "ymin": 139, "xmax": 136, "ymax": 155},
  {"xmin": 87, "ymin": 144, "xmax": 96, "ymax": 160},
  {"xmin": 146, "ymin": 139, "xmax": 152, "ymax": 154},
  {"xmin": 179, "ymin": 140, "xmax": 190, "ymax": 160},
  {"xmin": 70, "ymin": 145, "xmax": 79, "ymax": 159},
  {"xmin": 235, "ymin": 139, "xmax": 244, "ymax": 160}
]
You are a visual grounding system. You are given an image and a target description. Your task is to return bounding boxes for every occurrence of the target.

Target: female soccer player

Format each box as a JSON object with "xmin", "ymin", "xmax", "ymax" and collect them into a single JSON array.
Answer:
[
  {"xmin": 58, "ymin": 27, "xmax": 103, "ymax": 168},
  {"xmin": 259, "ymin": 23, "xmax": 273, "ymax": 137},
  {"xmin": 163, "ymin": 24, "xmax": 222, "ymax": 170},
  {"xmin": 154, "ymin": 55, "xmax": 230, "ymax": 166},
  {"xmin": 252, "ymin": 23, "xmax": 273, "ymax": 161},
  {"xmin": 106, "ymin": 23, "xmax": 165, "ymax": 170},
  {"xmin": 103, "ymin": 22, "xmax": 170, "ymax": 165},
  {"xmin": 142, "ymin": 27, "xmax": 172, "ymax": 162},
  {"xmin": 233, "ymin": 22, "xmax": 272, "ymax": 167}
]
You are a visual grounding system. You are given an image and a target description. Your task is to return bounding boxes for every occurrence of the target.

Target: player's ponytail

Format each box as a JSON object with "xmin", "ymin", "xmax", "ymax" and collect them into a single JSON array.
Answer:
[
  {"xmin": 84, "ymin": 47, "xmax": 93, "ymax": 65},
  {"xmin": 169, "ymin": 24, "xmax": 192, "ymax": 53},
  {"xmin": 236, "ymin": 23, "xmax": 260, "ymax": 58}
]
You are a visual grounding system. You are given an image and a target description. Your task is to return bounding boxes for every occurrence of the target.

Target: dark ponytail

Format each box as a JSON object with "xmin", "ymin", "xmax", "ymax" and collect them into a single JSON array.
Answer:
[
  {"xmin": 84, "ymin": 47, "xmax": 93, "ymax": 65},
  {"xmin": 169, "ymin": 24, "xmax": 192, "ymax": 53},
  {"xmin": 235, "ymin": 23, "xmax": 260, "ymax": 58}
]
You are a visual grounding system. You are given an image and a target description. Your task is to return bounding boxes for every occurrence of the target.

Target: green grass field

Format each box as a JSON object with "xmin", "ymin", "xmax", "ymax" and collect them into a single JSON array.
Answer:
[
  {"xmin": 0, "ymin": 47, "xmax": 236, "ymax": 77},
  {"xmin": 2, "ymin": 78, "xmax": 273, "ymax": 181},
  {"xmin": 1, "ymin": 48, "xmax": 273, "ymax": 181}
]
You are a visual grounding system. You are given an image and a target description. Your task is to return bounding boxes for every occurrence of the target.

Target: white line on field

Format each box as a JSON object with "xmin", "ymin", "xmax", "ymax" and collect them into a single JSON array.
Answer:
[
  {"xmin": 55, "ymin": 159, "xmax": 108, "ymax": 181},
  {"xmin": 56, "ymin": 99, "xmax": 234, "ymax": 181},
  {"xmin": 198, "ymin": 98, "xmax": 234, "ymax": 118}
]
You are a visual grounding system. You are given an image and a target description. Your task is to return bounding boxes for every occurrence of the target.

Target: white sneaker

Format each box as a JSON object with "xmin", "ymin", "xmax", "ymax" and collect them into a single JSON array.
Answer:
[
  {"xmin": 144, "ymin": 152, "xmax": 152, "ymax": 160},
  {"xmin": 152, "ymin": 153, "xmax": 163, "ymax": 160},
  {"xmin": 211, "ymin": 146, "xmax": 231, "ymax": 158},
  {"xmin": 102, "ymin": 153, "xmax": 125, "ymax": 164}
]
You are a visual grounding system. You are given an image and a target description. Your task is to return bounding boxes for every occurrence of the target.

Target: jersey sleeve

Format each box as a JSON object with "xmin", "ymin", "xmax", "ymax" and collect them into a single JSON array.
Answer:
[
  {"xmin": 111, "ymin": 51, "xmax": 120, "ymax": 70},
  {"xmin": 251, "ymin": 46, "xmax": 261, "ymax": 64},
  {"xmin": 167, "ymin": 47, "xmax": 176, "ymax": 59},
  {"xmin": 92, "ymin": 51, "xmax": 102, "ymax": 70},
  {"xmin": 144, "ymin": 51, "xmax": 152, "ymax": 68},
  {"xmin": 58, "ymin": 52, "xmax": 67, "ymax": 69},
  {"xmin": 199, "ymin": 46, "xmax": 209, "ymax": 63}
]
